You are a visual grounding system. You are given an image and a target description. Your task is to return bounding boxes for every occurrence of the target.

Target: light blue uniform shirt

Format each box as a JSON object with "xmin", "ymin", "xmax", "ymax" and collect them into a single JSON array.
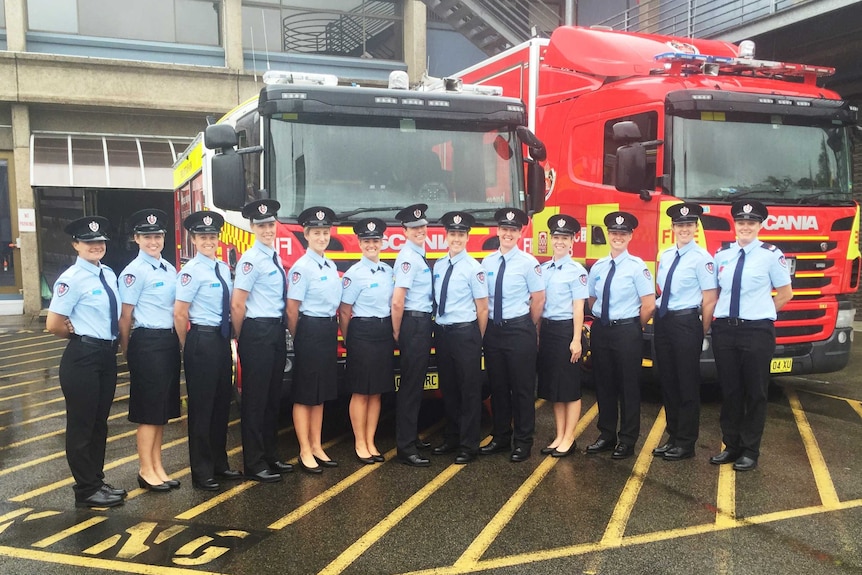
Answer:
[
  {"xmin": 234, "ymin": 241, "xmax": 286, "ymax": 319},
  {"xmin": 433, "ymin": 250, "xmax": 488, "ymax": 325},
  {"xmin": 656, "ymin": 242, "xmax": 716, "ymax": 312},
  {"xmin": 341, "ymin": 257, "xmax": 394, "ymax": 318},
  {"xmin": 287, "ymin": 249, "xmax": 342, "ymax": 317},
  {"xmin": 483, "ymin": 247, "xmax": 544, "ymax": 321},
  {"xmin": 541, "ymin": 256, "xmax": 589, "ymax": 320},
  {"xmin": 119, "ymin": 250, "xmax": 177, "ymax": 329},
  {"xmin": 175, "ymin": 253, "xmax": 233, "ymax": 327},
  {"xmin": 393, "ymin": 240, "xmax": 433, "ymax": 313},
  {"xmin": 714, "ymin": 239, "xmax": 791, "ymax": 320},
  {"xmin": 588, "ymin": 250, "xmax": 654, "ymax": 321},
  {"xmin": 49, "ymin": 256, "xmax": 120, "ymax": 340}
]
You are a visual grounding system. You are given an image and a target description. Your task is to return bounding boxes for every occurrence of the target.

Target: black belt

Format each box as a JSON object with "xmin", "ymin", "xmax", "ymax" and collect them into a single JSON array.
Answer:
[
  {"xmin": 404, "ymin": 310, "xmax": 432, "ymax": 318},
  {"xmin": 190, "ymin": 324, "xmax": 220, "ymax": 333},
  {"xmin": 249, "ymin": 317, "xmax": 284, "ymax": 324},
  {"xmin": 495, "ymin": 313, "xmax": 532, "ymax": 327},
  {"xmin": 663, "ymin": 308, "xmax": 700, "ymax": 318},
  {"xmin": 713, "ymin": 317, "xmax": 773, "ymax": 327},
  {"xmin": 73, "ymin": 334, "xmax": 117, "ymax": 349},
  {"xmin": 436, "ymin": 320, "xmax": 476, "ymax": 331},
  {"xmin": 134, "ymin": 327, "xmax": 175, "ymax": 333},
  {"xmin": 300, "ymin": 314, "xmax": 337, "ymax": 322},
  {"xmin": 541, "ymin": 318, "xmax": 573, "ymax": 326},
  {"xmin": 352, "ymin": 316, "xmax": 391, "ymax": 323},
  {"xmin": 599, "ymin": 316, "xmax": 638, "ymax": 326}
]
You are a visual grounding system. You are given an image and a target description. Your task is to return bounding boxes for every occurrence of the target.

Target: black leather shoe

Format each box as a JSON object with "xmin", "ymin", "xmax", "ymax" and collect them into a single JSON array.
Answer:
[
  {"xmin": 652, "ymin": 442, "xmax": 674, "ymax": 456},
  {"xmin": 612, "ymin": 443, "xmax": 634, "ymax": 459},
  {"xmin": 551, "ymin": 442, "xmax": 576, "ymax": 458},
  {"xmin": 215, "ymin": 469, "xmax": 243, "ymax": 480},
  {"xmin": 732, "ymin": 456, "xmax": 758, "ymax": 471},
  {"xmin": 165, "ymin": 479, "xmax": 181, "ymax": 489},
  {"xmin": 510, "ymin": 446, "xmax": 531, "ymax": 462},
  {"xmin": 298, "ymin": 459, "xmax": 323, "ymax": 475},
  {"xmin": 192, "ymin": 478, "xmax": 220, "ymax": 491},
  {"xmin": 76, "ymin": 490, "xmax": 124, "ymax": 508},
  {"xmin": 479, "ymin": 440, "xmax": 509, "ymax": 455},
  {"xmin": 454, "ymin": 451, "xmax": 477, "ymax": 464},
  {"xmin": 247, "ymin": 469, "xmax": 283, "ymax": 482},
  {"xmin": 314, "ymin": 456, "xmax": 338, "ymax": 468},
  {"xmin": 398, "ymin": 453, "xmax": 430, "ymax": 467},
  {"xmin": 101, "ymin": 482, "xmax": 127, "ymax": 498},
  {"xmin": 356, "ymin": 452, "xmax": 376, "ymax": 465},
  {"xmin": 137, "ymin": 474, "xmax": 171, "ymax": 492},
  {"xmin": 269, "ymin": 461, "xmax": 295, "ymax": 474},
  {"xmin": 586, "ymin": 438, "xmax": 614, "ymax": 454},
  {"xmin": 709, "ymin": 450, "xmax": 741, "ymax": 465},
  {"xmin": 432, "ymin": 442, "xmax": 457, "ymax": 455},
  {"xmin": 416, "ymin": 439, "xmax": 432, "ymax": 450},
  {"xmin": 540, "ymin": 446, "xmax": 556, "ymax": 455},
  {"xmin": 370, "ymin": 454, "xmax": 385, "ymax": 463},
  {"xmin": 663, "ymin": 446, "xmax": 694, "ymax": 461}
]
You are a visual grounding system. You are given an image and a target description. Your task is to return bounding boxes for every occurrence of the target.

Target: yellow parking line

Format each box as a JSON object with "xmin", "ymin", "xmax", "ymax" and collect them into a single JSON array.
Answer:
[
  {"xmin": 847, "ymin": 399, "xmax": 862, "ymax": 420},
  {"xmin": 714, "ymin": 461, "xmax": 737, "ymax": 527},
  {"xmin": 32, "ymin": 517, "xmax": 108, "ymax": 548},
  {"xmin": 600, "ymin": 408, "xmax": 666, "ymax": 546},
  {"xmin": 0, "ymin": 545, "xmax": 226, "ymax": 575},
  {"xmin": 0, "ymin": 352, "xmax": 63, "ymax": 369},
  {"xmin": 786, "ymin": 388, "xmax": 840, "ymax": 508},
  {"xmin": 454, "ymin": 403, "xmax": 599, "ymax": 568}
]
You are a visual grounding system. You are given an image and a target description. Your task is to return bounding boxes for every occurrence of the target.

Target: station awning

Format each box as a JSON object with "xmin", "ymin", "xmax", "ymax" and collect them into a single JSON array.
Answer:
[{"xmin": 30, "ymin": 133, "xmax": 194, "ymax": 189}]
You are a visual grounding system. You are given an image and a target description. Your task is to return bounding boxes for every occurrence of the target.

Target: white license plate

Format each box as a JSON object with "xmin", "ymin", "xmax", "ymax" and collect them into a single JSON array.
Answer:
[
  {"xmin": 770, "ymin": 358, "xmax": 793, "ymax": 374},
  {"xmin": 394, "ymin": 372, "xmax": 439, "ymax": 391}
]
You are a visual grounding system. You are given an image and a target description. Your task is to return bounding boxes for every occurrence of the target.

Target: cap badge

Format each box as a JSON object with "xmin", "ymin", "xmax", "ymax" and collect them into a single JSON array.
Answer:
[
  {"xmin": 743, "ymin": 204, "xmax": 753, "ymax": 214},
  {"xmin": 557, "ymin": 218, "xmax": 565, "ymax": 228},
  {"xmin": 88, "ymin": 221, "xmax": 100, "ymax": 232},
  {"xmin": 367, "ymin": 221, "xmax": 376, "ymax": 231},
  {"xmin": 316, "ymin": 210, "xmax": 325, "ymax": 221},
  {"xmin": 453, "ymin": 215, "xmax": 462, "ymax": 225},
  {"xmin": 615, "ymin": 215, "xmax": 625, "ymax": 226},
  {"xmin": 203, "ymin": 216, "xmax": 213, "ymax": 226},
  {"xmin": 146, "ymin": 214, "xmax": 157, "ymax": 225},
  {"xmin": 680, "ymin": 206, "xmax": 689, "ymax": 216},
  {"xmin": 258, "ymin": 204, "xmax": 268, "ymax": 215},
  {"xmin": 413, "ymin": 208, "xmax": 422, "ymax": 218},
  {"xmin": 506, "ymin": 211, "xmax": 515, "ymax": 221}
]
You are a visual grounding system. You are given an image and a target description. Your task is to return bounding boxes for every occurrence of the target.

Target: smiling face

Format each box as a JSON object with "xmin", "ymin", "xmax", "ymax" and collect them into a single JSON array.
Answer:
[
  {"xmin": 251, "ymin": 220, "xmax": 277, "ymax": 247},
  {"xmin": 672, "ymin": 221, "xmax": 698, "ymax": 247},
  {"xmin": 497, "ymin": 225, "xmax": 522, "ymax": 253},
  {"xmin": 608, "ymin": 230, "xmax": 632, "ymax": 256},
  {"xmin": 446, "ymin": 230, "xmax": 469, "ymax": 256},
  {"xmin": 73, "ymin": 240, "xmax": 106, "ymax": 265},
  {"xmin": 191, "ymin": 232, "xmax": 219, "ymax": 259},
  {"xmin": 551, "ymin": 233, "xmax": 573, "ymax": 259},
  {"xmin": 404, "ymin": 225, "xmax": 427, "ymax": 248},
  {"xmin": 359, "ymin": 238, "xmax": 382, "ymax": 262},
  {"xmin": 134, "ymin": 232, "xmax": 165, "ymax": 259},
  {"xmin": 734, "ymin": 219, "xmax": 762, "ymax": 246},
  {"xmin": 304, "ymin": 226, "xmax": 331, "ymax": 256}
]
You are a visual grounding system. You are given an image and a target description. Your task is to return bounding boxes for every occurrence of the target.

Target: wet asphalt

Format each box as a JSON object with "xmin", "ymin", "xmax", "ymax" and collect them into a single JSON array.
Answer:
[{"xmin": 0, "ymin": 315, "xmax": 861, "ymax": 575}]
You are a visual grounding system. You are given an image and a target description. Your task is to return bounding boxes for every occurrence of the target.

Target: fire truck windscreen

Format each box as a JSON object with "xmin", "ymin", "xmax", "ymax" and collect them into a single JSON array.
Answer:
[
  {"xmin": 670, "ymin": 112, "xmax": 853, "ymax": 204},
  {"xmin": 267, "ymin": 115, "xmax": 522, "ymax": 222}
]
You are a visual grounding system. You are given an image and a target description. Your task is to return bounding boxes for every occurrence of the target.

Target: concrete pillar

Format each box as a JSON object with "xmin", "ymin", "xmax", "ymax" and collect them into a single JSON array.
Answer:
[
  {"xmin": 11, "ymin": 105, "xmax": 40, "ymax": 314},
  {"xmin": 5, "ymin": 0, "xmax": 27, "ymax": 52},
  {"xmin": 403, "ymin": 0, "xmax": 427, "ymax": 85},
  {"xmin": 223, "ymin": 0, "xmax": 244, "ymax": 71}
]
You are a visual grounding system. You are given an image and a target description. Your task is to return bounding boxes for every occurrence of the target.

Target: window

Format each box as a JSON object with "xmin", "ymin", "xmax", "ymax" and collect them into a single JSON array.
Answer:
[{"xmin": 602, "ymin": 111, "xmax": 659, "ymax": 188}]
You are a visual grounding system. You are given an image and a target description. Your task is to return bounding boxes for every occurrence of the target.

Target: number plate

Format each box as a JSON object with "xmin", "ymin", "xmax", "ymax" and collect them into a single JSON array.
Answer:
[
  {"xmin": 770, "ymin": 358, "xmax": 793, "ymax": 374},
  {"xmin": 394, "ymin": 372, "xmax": 439, "ymax": 391}
]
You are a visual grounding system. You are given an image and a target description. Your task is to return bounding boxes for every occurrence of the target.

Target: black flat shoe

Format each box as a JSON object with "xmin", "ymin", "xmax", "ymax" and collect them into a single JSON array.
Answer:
[
  {"xmin": 165, "ymin": 479, "xmax": 181, "ymax": 489},
  {"xmin": 709, "ymin": 450, "xmax": 741, "ymax": 465},
  {"xmin": 299, "ymin": 459, "xmax": 323, "ymax": 474},
  {"xmin": 732, "ymin": 456, "xmax": 757, "ymax": 471},
  {"xmin": 398, "ymin": 453, "xmax": 430, "ymax": 467},
  {"xmin": 416, "ymin": 439, "xmax": 432, "ymax": 450},
  {"xmin": 432, "ymin": 442, "xmax": 457, "ymax": 455},
  {"xmin": 192, "ymin": 478, "xmax": 220, "ymax": 491},
  {"xmin": 355, "ymin": 452, "xmax": 375, "ymax": 465},
  {"xmin": 370, "ymin": 454, "xmax": 385, "ymax": 463},
  {"xmin": 551, "ymin": 442, "xmax": 576, "ymax": 458},
  {"xmin": 479, "ymin": 440, "xmax": 509, "ymax": 455},
  {"xmin": 76, "ymin": 490, "xmax": 124, "ymax": 508},
  {"xmin": 314, "ymin": 456, "xmax": 338, "ymax": 468},
  {"xmin": 269, "ymin": 461, "xmax": 295, "ymax": 474},
  {"xmin": 454, "ymin": 451, "xmax": 477, "ymax": 464},
  {"xmin": 540, "ymin": 446, "xmax": 557, "ymax": 455},
  {"xmin": 586, "ymin": 438, "xmax": 614, "ymax": 454},
  {"xmin": 101, "ymin": 482, "xmax": 127, "ymax": 498},
  {"xmin": 215, "ymin": 469, "xmax": 243, "ymax": 480},
  {"xmin": 137, "ymin": 474, "xmax": 171, "ymax": 493},
  {"xmin": 652, "ymin": 442, "xmax": 674, "ymax": 456},
  {"xmin": 612, "ymin": 443, "xmax": 634, "ymax": 459},
  {"xmin": 663, "ymin": 447, "xmax": 694, "ymax": 461},
  {"xmin": 246, "ymin": 469, "xmax": 282, "ymax": 483},
  {"xmin": 510, "ymin": 446, "xmax": 531, "ymax": 462}
]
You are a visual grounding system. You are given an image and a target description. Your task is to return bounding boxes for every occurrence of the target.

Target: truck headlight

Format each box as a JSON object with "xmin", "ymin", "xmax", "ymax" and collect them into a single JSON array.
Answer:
[{"xmin": 836, "ymin": 308, "xmax": 856, "ymax": 329}]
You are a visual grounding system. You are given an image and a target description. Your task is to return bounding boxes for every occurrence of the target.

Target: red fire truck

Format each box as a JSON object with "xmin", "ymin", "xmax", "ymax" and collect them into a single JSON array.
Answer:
[
  {"xmin": 453, "ymin": 26, "xmax": 860, "ymax": 378},
  {"xmin": 173, "ymin": 71, "xmax": 546, "ymax": 393}
]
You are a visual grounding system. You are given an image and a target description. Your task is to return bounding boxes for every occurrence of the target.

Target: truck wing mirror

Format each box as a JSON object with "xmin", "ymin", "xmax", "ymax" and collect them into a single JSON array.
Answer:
[
  {"xmin": 516, "ymin": 126, "xmax": 547, "ymax": 162},
  {"xmin": 205, "ymin": 124, "xmax": 238, "ymax": 150}
]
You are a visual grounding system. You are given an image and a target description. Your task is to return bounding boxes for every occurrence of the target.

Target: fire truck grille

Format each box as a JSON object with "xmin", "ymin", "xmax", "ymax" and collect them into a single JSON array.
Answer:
[
  {"xmin": 776, "ymin": 325, "xmax": 822, "ymax": 338},
  {"xmin": 769, "ymin": 241, "xmax": 837, "ymax": 253},
  {"xmin": 791, "ymin": 277, "xmax": 831, "ymax": 289},
  {"xmin": 778, "ymin": 309, "xmax": 826, "ymax": 321}
]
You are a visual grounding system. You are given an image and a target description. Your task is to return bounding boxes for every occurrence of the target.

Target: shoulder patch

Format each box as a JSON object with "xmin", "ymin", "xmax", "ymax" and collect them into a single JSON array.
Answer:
[
  {"xmin": 477, "ymin": 271, "xmax": 486, "ymax": 284},
  {"xmin": 241, "ymin": 262, "xmax": 254, "ymax": 275},
  {"xmin": 56, "ymin": 282, "xmax": 70, "ymax": 297},
  {"xmin": 400, "ymin": 262, "xmax": 411, "ymax": 274},
  {"xmin": 760, "ymin": 243, "xmax": 777, "ymax": 251},
  {"xmin": 778, "ymin": 255, "xmax": 787, "ymax": 268},
  {"xmin": 342, "ymin": 277, "xmax": 352, "ymax": 289},
  {"xmin": 705, "ymin": 262, "xmax": 714, "ymax": 274},
  {"xmin": 643, "ymin": 268, "xmax": 652, "ymax": 281},
  {"xmin": 291, "ymin": 271, "xmax": 302, "ymax": 284},
  {"xmin": 579, "ymin": 273, "xmax": 588, "ymax": 286},
  {"xmin": 534, "ymin": 264, "xmax": 542, "ymax": 276},
  {"xmin": 123, "ymin": 273, "xmax": 136, "ymax": 287},
  {"xmin": 180, "ymin": 273, "xmax": 192, "ymax": 286}
]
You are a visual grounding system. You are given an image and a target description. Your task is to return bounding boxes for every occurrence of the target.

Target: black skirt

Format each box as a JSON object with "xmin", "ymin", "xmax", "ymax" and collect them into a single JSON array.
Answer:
[
  {"xmin": 537, "ymin": 319, "xmax": 582, "ymax": 402},
  {"xmin": 293, "ymin": 316, "xmax": 339, "ymax": 405},
  {"xmin": 346, "ymin": 317, "xmax": 395, "ymax": 395},
  {"xmin": 127, "ymin": 329, "xmax": 181, "ymax": 424}
]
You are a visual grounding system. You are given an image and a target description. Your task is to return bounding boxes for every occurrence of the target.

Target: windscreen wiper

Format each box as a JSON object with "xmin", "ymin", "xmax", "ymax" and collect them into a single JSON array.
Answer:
[{"xmin": 334, "ymin": 206, "xmax": 406, "ymax": 220}]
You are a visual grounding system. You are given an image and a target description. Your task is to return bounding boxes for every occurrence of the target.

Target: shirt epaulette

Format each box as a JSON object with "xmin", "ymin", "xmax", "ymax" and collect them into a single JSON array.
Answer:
[{"xmin": 760, "ymin": 243, "xmax": 777, "ymax": 251}]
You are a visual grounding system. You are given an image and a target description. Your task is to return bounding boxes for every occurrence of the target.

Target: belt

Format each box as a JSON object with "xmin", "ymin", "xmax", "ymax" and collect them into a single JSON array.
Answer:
[
  {"xmin": 600, "ymin": 316, "xmax": 638, "ymax": 326},
  {"xmin": 134, "ymin": 327, "xmax": 175, "ymax": 333},
  {"xmin": 541, "ymin": 318, "xmax": 573, "ymax": 326},
  {"xmin": 494, "ymin": 313, "xmax": 532, "ymax": 327},
  {"xmin": 300, "ymin": 314, "xmax": 337, "ymax": 322},
  {"xmin": 190, "ymin": 324, "xmax": 221, "ymax": 333},
  {"xmin": 73, "ymin": 334, "xmax": 117, "ymax": 349},
  {"xmin": 435, "ymin": 321, "xmax": 476, "ymax": 331},
  {"xmin": 404, "ymin": 310, "xmax": 432, "ymax": 318},
  {"xmin": 713, "ymin": 317, "xmax": 774, "ymax": 327},
  {"xmin": 352, "ymin": 316, "xmax": 391, "ymax": 323},
  {"xmin": 663, "ymin": 308, "xmax": 700, "ymax": 318},
  {"xmin": 249, "ymin": 317, "xmax": 284, "ymax": 324}
]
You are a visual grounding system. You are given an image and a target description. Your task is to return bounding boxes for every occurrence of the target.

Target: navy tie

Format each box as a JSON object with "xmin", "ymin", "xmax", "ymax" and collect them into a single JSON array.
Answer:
[
  {"xmin": 600, "ymin": 260, "xmax": 616, "ymax": 326},
  {"xmin": 273, "ymin": 252, "xmax": 287, "ymax": 300},
  {"xmin": 729, "ymin": 248, "xmax": 745, "ymax": 318},
  {"xmin": 658, "ymin": 251, "xmax": 681, "ymax": 318},
  {"xmin": 437, "ymin": 260, "xmax": 454, "ymax": 316},
  {"xmin": 99, "ymin": 269, "xmax": 119, "ymax": 338},
  {"xmin": 214, "ymin": 262, "xmax": 231, "ymax": 338},
  {"xmin": 493, "ymin": 257, "xmax": 506, "ymax": 326}
]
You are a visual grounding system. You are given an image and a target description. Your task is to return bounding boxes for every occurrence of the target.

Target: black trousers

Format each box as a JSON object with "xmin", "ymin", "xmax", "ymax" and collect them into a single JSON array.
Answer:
[
  {"xmin": 59, "ymin": 337, "xmax": 118, "ymax": 500},
  {"xmin": 184, "ymin": 328, "xmax": 233, "ymax": 483},
  {"xmin": 483, "ymin": 318, "xmax": 538, "ymax": 448},
  {"xmin": 712, "ymin": 319, "xmax": 776, "ymax": 460},
  {"xmin": 435, "ymin": 321, "xmax": 483, "ymax": 453},
  {"xmin": 237, "ymin": 318, "xmax": 286, "ymax": 474},
  {"xmin": 395, "ymin": 313, "xmax": 433, "ymax": 456},
  {"xmin": 590, "ymin": 320, "xmax": 642, "ymax": 445},
  {"xmin": 654, "ymin": 313, "xmax": 703, "ymax": 451}
]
